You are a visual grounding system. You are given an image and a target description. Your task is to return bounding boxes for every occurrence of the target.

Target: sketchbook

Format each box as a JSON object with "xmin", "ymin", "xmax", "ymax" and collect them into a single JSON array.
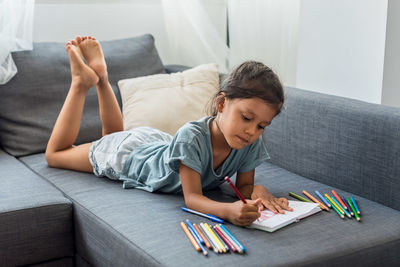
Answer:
[{"xmin": 248, "ymin": 200, "xmax": 321, "ymax": 232}]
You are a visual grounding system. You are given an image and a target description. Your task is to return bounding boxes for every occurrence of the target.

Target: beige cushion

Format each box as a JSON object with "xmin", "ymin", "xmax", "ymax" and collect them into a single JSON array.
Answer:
[{"xmin": 118, "ymin": 63, "xmax": 219, "ymax": 135}]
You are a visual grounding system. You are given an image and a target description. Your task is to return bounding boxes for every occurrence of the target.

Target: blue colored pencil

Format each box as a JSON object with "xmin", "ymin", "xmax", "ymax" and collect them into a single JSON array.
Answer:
[
  {"xmin": 315, "ymin": 190, "xmax": 331, "ymax": 208},
  {"xmin": 186, "ymin": 219, "xmax": 204, "ymax": 245},
  {"xmin": 350, "ymin": 196, "xmax": 360, "ymax": 214},
  {"xmin": 187, "ymin": 223, "xmax": 208, "ymax": 256},
  {"xmin": 219, "ymin": 224, "xmax": 246, "ymax": 253}
]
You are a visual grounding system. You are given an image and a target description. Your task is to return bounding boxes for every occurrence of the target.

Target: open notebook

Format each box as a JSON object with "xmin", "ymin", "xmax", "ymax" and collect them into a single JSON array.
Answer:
[{"xmin": 248, "ymin": 200, "xmax": 321, "ymax": 232}]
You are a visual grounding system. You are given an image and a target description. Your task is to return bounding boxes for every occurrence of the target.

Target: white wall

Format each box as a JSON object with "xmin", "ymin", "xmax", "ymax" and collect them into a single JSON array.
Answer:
[
  {"xmin": 33, "ymin": 0, "xmax": 171, "ymax": 63},
  {"xmin": 295, "ymin": 0, "xmax": 388, "ymax": 104},
  {"xmin": 382, "ymin": 0, "xmax": 400, "ymax": 108}
]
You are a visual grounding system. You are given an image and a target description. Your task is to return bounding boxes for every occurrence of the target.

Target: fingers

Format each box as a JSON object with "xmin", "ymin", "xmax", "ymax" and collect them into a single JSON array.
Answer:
[{"xmin": 262, "ymin": 197, "xmax": 293, "ymax": 214}]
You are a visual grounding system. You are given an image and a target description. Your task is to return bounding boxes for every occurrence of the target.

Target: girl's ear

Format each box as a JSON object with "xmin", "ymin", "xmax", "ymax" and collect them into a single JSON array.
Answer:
[{"xmin": 216, "ymin": 93, "xmax": 226, "ymax": 113}]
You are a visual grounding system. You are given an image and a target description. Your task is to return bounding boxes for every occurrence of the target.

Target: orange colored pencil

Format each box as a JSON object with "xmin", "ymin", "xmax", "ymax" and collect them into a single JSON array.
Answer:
[
  {"xmin": 180, "ymin": 222, "xmax": 201, "ymax": 252},
  {"xmin": 193, "ymin": 224, "xmax": 212, "ymax": 250},
  {"xmin": 302, "ymin": 190, "xmax": 330, "ymax": 211},
  {"xmin": 331, "ymin": 190, "xmax": 347, "ymax": 210}
]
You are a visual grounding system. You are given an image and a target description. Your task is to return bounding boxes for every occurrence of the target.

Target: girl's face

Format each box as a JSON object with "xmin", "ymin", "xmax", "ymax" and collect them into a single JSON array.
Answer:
[{"xmin": 215, "ymin": 97, "xmax": 277, "ymax": 150}]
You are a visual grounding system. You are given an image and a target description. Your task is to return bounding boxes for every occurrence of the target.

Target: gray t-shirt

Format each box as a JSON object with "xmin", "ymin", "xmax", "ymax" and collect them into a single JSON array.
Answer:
[{"xmin": 120, "ymin": 116, "xmax": 270, "ymax": 193}]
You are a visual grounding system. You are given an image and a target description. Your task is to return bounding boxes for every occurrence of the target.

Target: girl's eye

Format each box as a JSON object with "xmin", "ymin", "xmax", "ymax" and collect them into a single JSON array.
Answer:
[
  {"xmin": 242, "ymin": 115, "xmax": 250, "ymax": 121},
  {"xmin": 258, "ymin": 125, "xmax": 265, "ymax": 130}
]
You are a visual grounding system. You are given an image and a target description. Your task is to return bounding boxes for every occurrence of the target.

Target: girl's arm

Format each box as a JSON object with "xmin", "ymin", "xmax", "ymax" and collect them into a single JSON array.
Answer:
[
  {"xmin": 236, "ymin": 170, "xmax": 293, "ymax": 214},
  {"xmin": 179, "ymin": 162, "xmax": 261, "ymax": 226}
]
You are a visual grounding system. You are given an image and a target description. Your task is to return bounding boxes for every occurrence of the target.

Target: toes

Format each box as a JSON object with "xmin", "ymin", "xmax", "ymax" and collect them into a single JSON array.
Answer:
[
  {"xmin": 75, "ymin": 36, "xmax": 82, "ymax": 44},
  {"xmin": 71, "ymin": 39, "xmax": 78, "ymax": 46}
]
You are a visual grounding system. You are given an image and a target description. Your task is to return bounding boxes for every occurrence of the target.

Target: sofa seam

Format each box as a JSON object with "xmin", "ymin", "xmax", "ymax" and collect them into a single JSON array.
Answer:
[
  {"xmin": 18, "ymin": 158, "xmax": 163, "ymax": 267},
  {"xmin": 1, "ymin": 202, "xmax": 72, "ymax": 216}
]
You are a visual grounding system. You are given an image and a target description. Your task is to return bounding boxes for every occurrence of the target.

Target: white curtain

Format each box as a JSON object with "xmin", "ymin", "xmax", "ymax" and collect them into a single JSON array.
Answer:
[
  {"xmin": 0, "ymin": 0, "xmax": 35, "ymax": 85},
  {"xmin": 228, "ymin": 0, "xmax": 300, "ymax": 86},
  {"xmin": 161, "ymin": 0, "xmax": 230, "ymax": 73}
]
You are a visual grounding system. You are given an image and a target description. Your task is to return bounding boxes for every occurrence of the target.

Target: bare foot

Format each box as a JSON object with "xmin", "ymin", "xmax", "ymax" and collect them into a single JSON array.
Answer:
[
  {"xmin": 65, "ymin": 40, "xmax": 99, "ymax": 90},
  {"xmin": 78, "ymin": 36, "xmax": 108, "ymax": 81}
]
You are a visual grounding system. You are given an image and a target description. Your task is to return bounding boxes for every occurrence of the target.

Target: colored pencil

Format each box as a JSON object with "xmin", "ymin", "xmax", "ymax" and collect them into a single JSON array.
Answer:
[
  {"xmin": 350, "ymin": 196, "xmax": 361, "ymax": 214},
  {"xmin": 331, "ymin": 190, "xmax": 348, "ymax": 210},
  {"xmin": 204, "ymin": 223, "xmax": 226, "ymax": 253},
  {"xmin": 214, "ymin": 225, "xmax": 237, "ymax": 253},
  {"xmin": 180, "ymin": 222, "xmax": 201, "ymax": 252},
  {"xmin": 289, "ymin": 192, "xmax": 313, "ymax": 203},
  {"xmin": 187, "ymin": 224, "xmax": 208, "ymax": 256},
  {"xmin": 341, "ymin": 196, "xmax": 354, "ymax": 216},
  {"xmin": 181, "ymin": 207, "xmax": 224, "ymax": 223},
  {"xmin": 324, "ymin": 197, "xmax": 344, "ymax": 219},
  {"xmin": 224, "ymin": 176, "xmax": 247, "ymax": 203},
  {"xmin": 315, "ymin": 190, "xmax": 331, "ymax": 208},
  {"xmin": 330, "ymin": 197, "xmax": 351, "ymax": 218},
  {"xmin": 216, "ymin": 224, "xmax": 243, "ymax": 254},
  {"xmin": 219, "ymin": 224, "xmax": 247, "ymax": 253},
  {"xmin": 185, "ymin": 219, "xmax": 204, "ymax": 244},
  {"xmin": 302, "ymin": 190, "xmax": 329, "ymax": 211},
  {"xmin": 209, "ymin": 224, "xmax": 229, "ymax": 252},
  {"xmin": 194, "ymin": 224, "xmax": 212, "ymax": 250},
  {"xmin": 200, "ymin": 223, "xmax": 220, "ymax": 253},
  {"xmin": 324, "ymin": 194, "xmax": 344, "ymax": 214},
  {"xmin": 347, "ymin": 198, "xmax": 361, "ymax": 222}
]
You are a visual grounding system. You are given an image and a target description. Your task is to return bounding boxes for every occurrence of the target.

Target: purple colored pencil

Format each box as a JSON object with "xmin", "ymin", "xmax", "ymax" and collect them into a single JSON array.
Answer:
[{"xmin": 341, "ymin": 196, "xmax": 353, "ymax": 216}]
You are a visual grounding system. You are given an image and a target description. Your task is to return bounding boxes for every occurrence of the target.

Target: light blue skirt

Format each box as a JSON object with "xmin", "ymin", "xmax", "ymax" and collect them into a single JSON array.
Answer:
[{"xmin": 88, "ymin": 127, "xmax": 173, "ymax": 180}]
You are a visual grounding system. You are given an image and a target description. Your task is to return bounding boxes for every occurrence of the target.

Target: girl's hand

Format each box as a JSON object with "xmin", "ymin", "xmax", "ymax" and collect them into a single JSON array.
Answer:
[
  {"xmin": 259, "ymin": 196, "xmax": 293, "ymax": 214},
  {"xmin": 251, "ymin": 185, "xmax": 294, "ymax": 214},
  {"xmin": 228, "ymin": 198, "xmax": 262, "ymax": 226}
]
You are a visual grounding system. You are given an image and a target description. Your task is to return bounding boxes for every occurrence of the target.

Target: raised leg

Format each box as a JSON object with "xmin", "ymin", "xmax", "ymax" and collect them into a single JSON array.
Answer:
[
  {"xmin": 45, "ymin": 38, "xmax": 98, "ymax": 172},
  {"xmin": 79, "ymin": 36, "xmax": 123, "ymax": 136}
]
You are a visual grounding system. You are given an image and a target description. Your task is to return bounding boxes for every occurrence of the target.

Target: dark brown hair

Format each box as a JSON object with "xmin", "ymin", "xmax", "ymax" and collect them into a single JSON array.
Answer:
[{"xmin": 207, "ymin": 60, "xmax": 284, "ymax": 116}]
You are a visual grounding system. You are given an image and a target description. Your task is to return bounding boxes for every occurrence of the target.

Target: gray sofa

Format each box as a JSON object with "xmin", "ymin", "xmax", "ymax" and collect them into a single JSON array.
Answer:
[{"xmin": 0, "ymin": 34, "xmax": 399, "ymax": 267}]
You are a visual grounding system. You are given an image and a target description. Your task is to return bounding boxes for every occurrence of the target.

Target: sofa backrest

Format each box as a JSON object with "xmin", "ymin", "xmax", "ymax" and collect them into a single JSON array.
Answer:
[
  {"xmin": 264, "ymin": 86, "xmax": 400, "ymax": 211},
  {"xmin": 0, "ymin": 34, "xmax": 165, "ymax": 157}
]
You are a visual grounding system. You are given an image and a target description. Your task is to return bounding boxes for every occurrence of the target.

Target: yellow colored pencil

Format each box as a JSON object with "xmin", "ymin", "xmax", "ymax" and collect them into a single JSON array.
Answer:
[
  {"xmin": 302, "ymin": 190, "xmax": 329, "ymax": 211},
  {"xmin": 204, "ymin": 223, "xmax": 226, "ymax": 253},
  {"xmin": 325, "ymin": 194, "xmax": 344, "ymax": 214}
]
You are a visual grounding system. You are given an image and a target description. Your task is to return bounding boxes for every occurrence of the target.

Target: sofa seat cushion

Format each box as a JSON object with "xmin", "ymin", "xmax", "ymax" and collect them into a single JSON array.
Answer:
[
  {"xmin": 0, "ymin": 150, "xmax": 73, "ymax": 266},
  {"xmin": 20, "ymin": 153, "xmax": 400, "ymax": 267}
]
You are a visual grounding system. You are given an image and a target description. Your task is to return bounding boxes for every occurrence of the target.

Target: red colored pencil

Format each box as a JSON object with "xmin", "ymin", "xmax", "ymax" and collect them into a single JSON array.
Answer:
[
  {"xmin": 213, "ymin": 225, "xmax": 237, "ymax": 253},
  {"xmin": 225, "ymin": 176, "xmax": 247, "ymax": 203},
  {"xmin": 331, "ymin": 190, "xmax": 347, "ymax": 210}
]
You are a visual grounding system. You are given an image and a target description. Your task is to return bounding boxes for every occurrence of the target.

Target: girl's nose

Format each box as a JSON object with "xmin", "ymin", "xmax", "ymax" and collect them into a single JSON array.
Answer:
[{"xmin": 245, "ymin": 125, "xmax": 257, "ymax": 136}]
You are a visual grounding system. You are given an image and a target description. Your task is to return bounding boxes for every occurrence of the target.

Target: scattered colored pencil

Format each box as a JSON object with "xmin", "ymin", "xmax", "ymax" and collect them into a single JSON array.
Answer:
[
  {"xmin": 186, "ymin": 219, "xmax": 204, "ymax": 244},
  {"xmin": 216, "ymin": 224, "xmax": 243, "ymax": 254},
  {"xmin": 347, "ymin": 198, "xmax": 361, "ymax": 222},
  {"xmin": 350, "ymin": 196, "xmax": 361, "ymax": 214},
  {"xmin": 302, "ymin": 190, "xmax": 329, "ymax": 211},
  {"xmin": 341, "ymin": 196, "xmax": 354, "ymax": 216},
  {"xmin": 180, "ymin": 222, "xmax": 201, "ymax": 252},
  {"xmin": 214, "ymin": 225, "xmax": 237, "ymax": 253},
  {"xmin": 324, "ymin": 197, "xmax": 344, "ymax": 219},
  {"xmin": 187, "ymin": 224, "xmax": 208, "ymax": 256},
  {"xmin": 193, "ymin": 224, "xmax": 212, "ymax": 250},
  {"xmin": 204, "ymin": 223, "xmax": 227, "ymax": 253},
  {"xmin": 289, "ymin": 192, "xmax": 313, "ymax": 203},
  {"xmin": 331, "ymin": 190, "xmax": 348, "ymax": 210},
  {"xmin": 209, "ymin": 224, "xmax": 229, "ymax": 252},
  {"xmin": 200, "ymin": 223, "xmax": 220, "ymax": 253},
  {"xmin": 219, "ymin": 224, "xmax": 247, "ymax": 253},
  {"xmin": 315, "ymin": 190, "xmax": 331, "ymax": 208},
  {"xmin": 330, "ymin": 197, "xmax": 351, "ymax": 218},
  {"xmin": 325, "ymin": 194, "xmax": 344, "ymax": 214}
]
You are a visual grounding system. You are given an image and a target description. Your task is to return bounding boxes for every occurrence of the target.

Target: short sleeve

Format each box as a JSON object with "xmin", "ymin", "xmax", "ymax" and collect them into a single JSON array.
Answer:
[
  {"xmin": 168, "ymin": 141, "xmax": 203, "ymax": 175},
  {"xmin": 238, "ymin": 136, "xmax": 270, "ymax": 173}
]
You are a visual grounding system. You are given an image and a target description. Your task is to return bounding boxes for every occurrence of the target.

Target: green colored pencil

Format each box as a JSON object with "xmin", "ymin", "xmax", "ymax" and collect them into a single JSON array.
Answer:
[
  {"xmin": 347, "ymin": 198, "xmax": 361, "ymax": 222},
  {"xmin": 288, "ymin": 192, "xmax": 313, "ymax": 203},
  {"xmin": 324, "ymin": 196, "xmax": 344, "ymax": 219}
]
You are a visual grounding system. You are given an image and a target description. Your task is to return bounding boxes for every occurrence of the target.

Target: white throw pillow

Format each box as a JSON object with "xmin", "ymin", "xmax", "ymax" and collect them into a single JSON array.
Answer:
[{"xmin": 118, "ymin": 63, "xmax": 219, "ymax": 135}]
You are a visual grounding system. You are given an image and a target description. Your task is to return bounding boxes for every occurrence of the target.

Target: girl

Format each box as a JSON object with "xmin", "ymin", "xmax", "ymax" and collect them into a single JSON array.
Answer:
[{"xmin": 46, "ymin": 36, "xmax": 293, "ymax": 227}]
